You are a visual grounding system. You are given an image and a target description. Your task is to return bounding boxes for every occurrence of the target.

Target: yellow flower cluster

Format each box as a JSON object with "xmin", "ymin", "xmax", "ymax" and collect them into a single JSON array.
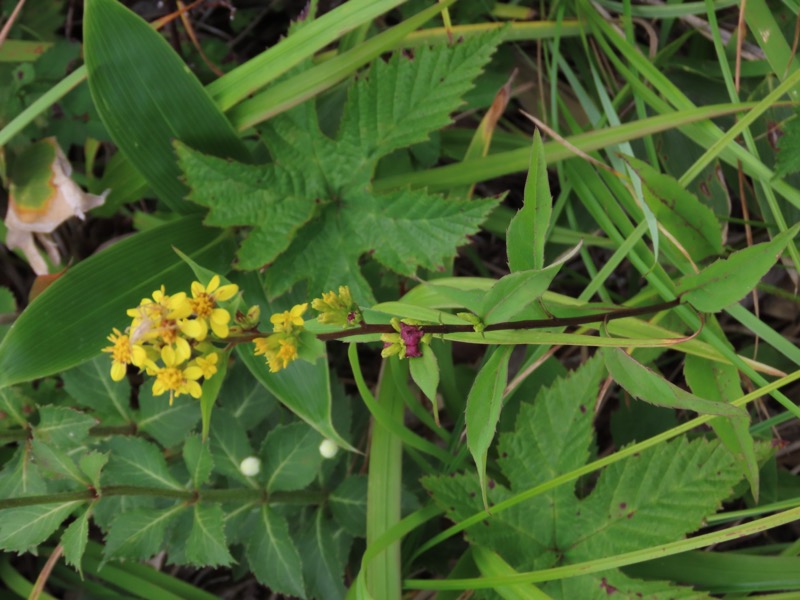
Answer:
[
  {"xmin": 102, "ymin": 275, "xmax": 238, "ymax": 404},
  {"xmin": 253, "ymin": 303, "xmax": 308, "ymax": 373},
  {"xmin": 311, "ymin": 285, "xmax": 361, "ymax": 328}
]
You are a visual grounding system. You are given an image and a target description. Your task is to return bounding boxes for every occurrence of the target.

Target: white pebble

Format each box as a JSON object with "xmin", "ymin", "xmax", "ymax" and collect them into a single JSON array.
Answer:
[{"xmin": 239, "ymin": 456, "xmax": 261, "ymax": 477}]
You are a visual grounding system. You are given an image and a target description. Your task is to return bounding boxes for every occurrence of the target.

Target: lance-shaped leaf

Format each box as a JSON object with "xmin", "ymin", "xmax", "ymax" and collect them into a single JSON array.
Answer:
[
  {"xmin": 626, "ymin": 156, "xmax": 722, "ymax": 262},
  {"xmin": 0, "ymin": 501, "xmax": 85, "ymax": 553},
  {"xmin": 62, "ymin": 505, "xmax": 92, "ymax": 576},
  {"xmin": 678, "ymin": 224, "xmax": 799, "ymax": 312},
  {"xmin": 0, "ymin": 216, "xmax": 235, "ymax": 387},
  {"xmin": 83, "ymin": 0, "xmax": 249, "ymax": 212},
  {"xmin": 604, "ymin": 348, "xmax": 747, "ymax": 419},
  {"xmin": 507, "ymin": 130, "xmax": 552, "ymax": 272},
  {"xmin": 466, "ymin": 346, "xmax": 513, "ymax": 509},
  {"xmin": 246, "ymin": 505, "xmax": 306, "ymax": 598},
  {"xmin": 186, "ymin": 504, "xmax": 234, "ymax": 567}
]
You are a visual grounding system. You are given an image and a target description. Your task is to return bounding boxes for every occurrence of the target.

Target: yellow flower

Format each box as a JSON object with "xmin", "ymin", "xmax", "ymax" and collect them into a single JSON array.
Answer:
[
  {"xmin": 193, "ymin": 352, "xmax": 219, "ymax": 378},
  {"xmin": 183, "ymin": 276, "xmax": 239, "ymax": 340},
  {"xmin": 312, "ymin": 285, "xmax": 361, "ymax": 327},
  {"xmin": 102, "ymin": 328, "xmax": 147, "ymax": 381},
  {"xmin": 270, "ymin": 303, "xmax": 308, "ymax": 334},
  {"xmin": 150, "ymin": 345, "xmax": 203, "ymax": 405},
  {"xmin": 253, "ymin": 333, "xmax": 299, "ymax": 373}
]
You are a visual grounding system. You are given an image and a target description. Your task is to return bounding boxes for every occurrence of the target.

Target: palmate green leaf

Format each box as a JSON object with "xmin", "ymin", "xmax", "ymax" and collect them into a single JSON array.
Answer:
[
  {"xmin": 338, "ymin": 29, "xmax": 503, "ymax": 162},
  {"xmin": 103, "ymin": 436, "xmax": 183, "ymax": 491},
  {"xmin": 0, "ymin": 501, "xmax": 85, "ymax": 553},
  {"xmin": 466, "ymin": 345, "xmax": 513, "ymax": 510},
  {"xmin": 678, "ymin": 224, "xmax": 800, "ymax": 312},
  {"xmin": 185, "ymin": 504, "xmax": 234, "ymax": 567},
  {"xmin": 261, "ymin": 422, "xmax": 323, "ymax": 493},
  {"xmin": 83, "ymin": 0, "xmax": 249, "ymax": 212},
  {"xmin": 183, "ymin": 434, "xmax": 213, "ymax": 489},
  {"xmin": 507, "ymin": 130, "xmax": 551, "ymax": 272},
  {"xmin": 684, "ymin": 355, "xmax": 759, "ymax": 500},
  {"xmin": 246, "ymin": 505, "xmax": 306, "ymax": 599},
  {"xmin": 104, "ymin": 504, "xmax": 185, "ymax": 561},
  {"xmin": 35, "ymin": 406, "xmax": 97, "ymax": 447},
  {"xmin": 424, "ymin": 359, "xmax": 745, "ymax": 600},
  {"xmin": 61, "ymin": 505, "xmax": 92, "ymax": 576},
  {"xmin": 0, "ymin": 216, "xmax": 235, "ymax": 388},
  {"xmin": 298, "ymin": 509, "xmax": 351, "ymax": 600},
  {"xmin": 626, "ymin": 156, "xmax": 723, "ymax": 262}
]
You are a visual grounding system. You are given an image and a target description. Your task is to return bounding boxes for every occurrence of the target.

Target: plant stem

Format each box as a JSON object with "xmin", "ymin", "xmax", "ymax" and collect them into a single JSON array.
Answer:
[{"xmin": 318, "ymin": 297, "xmax": 682, "ymax": 341}]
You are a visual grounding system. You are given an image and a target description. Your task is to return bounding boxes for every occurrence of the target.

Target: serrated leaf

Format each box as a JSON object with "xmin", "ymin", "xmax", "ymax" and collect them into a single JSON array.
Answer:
[
  {"xmin": 35, "ymin": 406, "xmax": 97, "ymax": 447},
  {"xmin": 62, "ymin": 355, "xmax": 133, "ymax": 421},
  {"xmin": 246, "ymin": 505, "xmax": 306, "ymax": 599},
  {"xmin": 62, "ymin": 505, "xmax": 92, "ymax": 576},
  {"xmin": 330, "ymin": 475, "xmax": 368, "ymax": 538},
  {"xmin": 104, "ymin": 504, "xmax": 185, "ymax": 560},
  {"xmin": 466, "ymin": 345, "xmax": 513, "ymax": 509},
  {"xmin": 31, "ymin": 439, "xmax": 87, "ymax": 483},
  {"xmin": 210, "ymin": 408, "xmax": 254, "ymax": 484},
  {"xmin": 219, "ymin": 359, "xmax": 277, "ymax": 428},
  {"xmin": 0, "ymin": 501, "xmax": 84, "ymax": 553},
  {"xmin": 185, "ymin": 504, "xmax": 234, "ymax": 567},
  {"xmin": 627, "ymin": 156, "xmax": 723, "ymax": 261},
  {"xmin": 338, "ymin": 30, "xmax": 503, "ymax": 162},
  {"xmin": 0, "ymin": 448, "xmax": 47, "ymax": 499},
  {"xmin": 0, "ymin": 216, "xmax": 234, "ymax": 387},
  {"xmin": 79, "ymin": 451, "xmax": 108, "ymax": 490},
  {"xmin": 684, "ymin": 355, "xmax": 758, "ymax": 500},
  {"xmin": 0, "ymin": 387, "xmax": 27, "ymax": 427},
  {"xmin": 262, "ymin": 188, "xmax": 497, "ymax": 303},
  {"xmin": 507, "ymin": 130, "xmax": 551, "ymax": 272},
  {"xmin": 84, "ymin": 0, "xmax": 249, "ymax": 212},
  {"xmin": 604, "ymin": 348, "xmax": 748, "ymax": 418},
  {"xmin": 678, "ymin": 224, "xmax": 800, "ymax": 312},
  {"xmin": 103, "ymin": 436, "xmax": 183, "ymax": 491},
  {"xmin": 298, "ymin": 509, "xmax": 351, "ymax": 600},
  {"xmin": 261, "ymin": 422, "xmax": 323, "ymax": 493},
  {"xmin": 183, "ymin": 434, "xmax": 214, "ymax": 489},
  {"xmin": 137, "ymin": 384, "xmax": 200, "ymax": 449}
]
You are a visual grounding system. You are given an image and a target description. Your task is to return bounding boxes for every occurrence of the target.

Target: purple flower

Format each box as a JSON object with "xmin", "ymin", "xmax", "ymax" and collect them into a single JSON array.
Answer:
[{"xmin": 400, "ymin": 323, "xmax": 424, "ymax": 358}]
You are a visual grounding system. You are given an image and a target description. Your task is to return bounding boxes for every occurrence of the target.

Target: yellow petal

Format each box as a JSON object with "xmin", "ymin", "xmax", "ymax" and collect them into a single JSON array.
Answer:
[
  {"xmin": 110, "ymin": 362, "xmax": 126, "ymax": 381},
  {"xmin": 214, "ymin": 282, "xmax": 238, "ymax": 301},
  {"xmin": 206, "ymin": 275, "xmax": 220, "ymax": 293}
]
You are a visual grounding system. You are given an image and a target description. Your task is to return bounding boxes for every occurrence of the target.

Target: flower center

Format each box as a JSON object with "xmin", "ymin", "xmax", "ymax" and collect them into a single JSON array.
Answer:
[
  {"xmin": 157, "ymin": 367, "xmax": 184, "ymax": 391},
  {"xmin": 191, "ymin": 294, "xmax": 214, "ymax": 318}
]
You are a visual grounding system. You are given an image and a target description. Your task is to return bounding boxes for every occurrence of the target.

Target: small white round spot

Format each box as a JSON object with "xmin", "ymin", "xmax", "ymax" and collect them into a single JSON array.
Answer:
[
  {"xmin": 319, "ymin": 439, "xmax": 338, "ymax": 459},
  {"xmin": 239, "ymin": 456, "xmax": 261, "ymax": 477}
]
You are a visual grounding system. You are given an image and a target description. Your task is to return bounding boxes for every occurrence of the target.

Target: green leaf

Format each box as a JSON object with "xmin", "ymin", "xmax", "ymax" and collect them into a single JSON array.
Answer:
[
  {"xmin": 775, "ymin": 110, "xmax": 800, "ymax": 178},
  {"xmin": 61, "ymin": 505, "xmax": 92, "ymax": 576},
  {"xmin": 479, "ymin": 243, "xmax": 579, "ymax": 325},
  {"xmin": 35, "ymin": 406, "xmax": 97, "ymax": 447},
  {"xmin": 298, "ymin": 509, "xmax": 351, "ymax": 600},
  {"xmin": 338, "ymin": 30, "xmax": 503, "ymax": 162},
  {"xmin": 185, "ymin": 504, "xmax": 234, "ymax": 567},
  {"xmin": 137, "ymin": 384, "xmax": 200, "ymax": 449},
  {"xmin": 507, "ymin": 130, "xmax": 551, "ymax": 272},
  {"xmin": 0, "ymin": 501, "xmax": 84, "ymax": 553},
  {"xmin": 62, "ymin": 356, "xmax": 133, "ymax": 422},
  {"xmin": 0, "ymin": 448, "xmax": 47, "ymax": 499},
  {"xmin": 684, "ymin": 355, "xmax": 758, "ymax": 500},
  {"xmin": 409, "ymin": 343, "xmax": 440, "ymax": 413},
  {"xmin": 261, "ymin": 422, "xmax": 323, "ymax": 493},
  {"xmin": 0, "ymin": 216, "xmax": 234, "ymax": 387},
  {"xmin": 246, "ymin": 505, "xmax": 306, "ymax": 599},
  {"xmin": 103, "ymin": 436, "xmax": 183, "ymax": 491},
  {"xmin": 0, "ymin": 387, "xmax": 27, "ymax": 428},
  {"xmin": 678, "ymin": 224, "xmax": 800, "ymax": 312},
  {"xmin": 329, "ymin": 475, "xmax": 368, "ymax": 538},
  {"xmin": 209, "ymin": 408, "xmax": 253, "ymax": 485},
  {"xmin": 104, "ymin": 504, "xmax": 185, "ymax": 560},
  {"xmin": 183, "ymin": 434, "xmax": 214, "ymax": 489},
  {"xmin": 603, "ymin": 348, "xmax": 748, "ymax": 419},
  {"xmin": 78, "ymin": 451, "xmax": 108, "ymax": 491},
  {"xmin": 466, "ymin": 345, "xmax": 513, "ymax": 509},
  {"xmin": 199, "ymin": 348, "xmax": 229, "ymax": 443},
  {"xmin": 83, "ymin": 0, "xmax": 249, "ymax": 212},
  {"xmin": 30, "ymin": 439, "xmax": 86, "ymax": 483},
  {"xmin": 626, "ymin": 156, "xmax": 723, "ymax": 261}
]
